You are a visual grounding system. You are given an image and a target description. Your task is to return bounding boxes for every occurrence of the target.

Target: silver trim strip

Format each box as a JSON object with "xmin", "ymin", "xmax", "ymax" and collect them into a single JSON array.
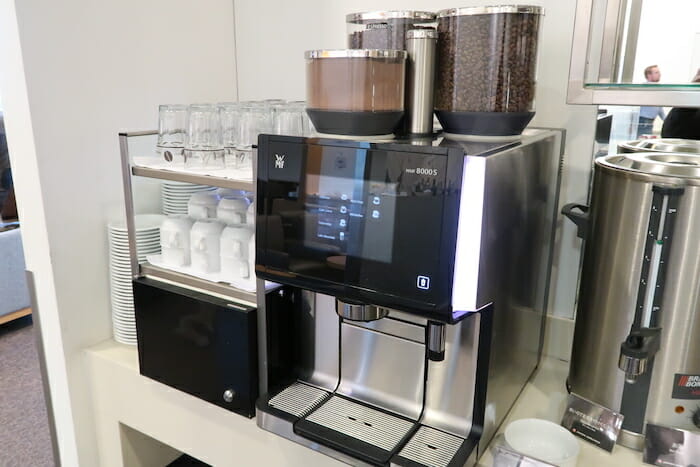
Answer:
[
  {"xmin": 437, "ymin": 5, "xmax": 543, "ymax": 18},
  {"xmin": 346, "ymin": 10, "xmax": 436, "ymax": 24},
  {"xmin": 305, "ymin": 49, "xmax": 407, "ymax": 60}
]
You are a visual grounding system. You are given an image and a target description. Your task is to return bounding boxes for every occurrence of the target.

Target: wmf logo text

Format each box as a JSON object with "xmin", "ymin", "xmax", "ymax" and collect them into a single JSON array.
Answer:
[{"xmin": 275, "ymin": 154, "xmax": 286, "ymax": 169}]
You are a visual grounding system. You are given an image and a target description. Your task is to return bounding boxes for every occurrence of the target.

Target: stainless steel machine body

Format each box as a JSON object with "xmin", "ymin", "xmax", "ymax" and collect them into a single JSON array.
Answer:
[
  {"xmin": 255, "ymin": 129, "xmax": 563, "ymax": 466},
  {"xmin": 568, "ymin": 152, "xmax": 700, "ymax": 449}
]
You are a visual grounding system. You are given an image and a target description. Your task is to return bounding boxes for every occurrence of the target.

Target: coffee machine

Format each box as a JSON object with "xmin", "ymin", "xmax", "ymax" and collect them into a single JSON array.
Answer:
[{"xmin": 254, "ymin": 129, "xmax": 563, "ymax": 466}]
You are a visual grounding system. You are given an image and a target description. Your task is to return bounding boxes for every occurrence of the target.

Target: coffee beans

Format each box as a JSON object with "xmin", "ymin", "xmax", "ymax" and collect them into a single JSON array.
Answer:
[
  {"xmin": 306, "ymin": 56, "xmax": 405, "ymax": 112},
  {"xmin": 349, "ymin": 24, "xmax": 413, "ymax": 50},
  {"xmin": 435, "ymin": 12, "xmax": 540, "ymax": 113}
]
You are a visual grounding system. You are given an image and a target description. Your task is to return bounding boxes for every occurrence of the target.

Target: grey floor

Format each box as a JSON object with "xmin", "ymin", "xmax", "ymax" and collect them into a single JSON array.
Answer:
[{"xmin": 0, "ymin": 316, "xmax": 54, "ymax": 467}]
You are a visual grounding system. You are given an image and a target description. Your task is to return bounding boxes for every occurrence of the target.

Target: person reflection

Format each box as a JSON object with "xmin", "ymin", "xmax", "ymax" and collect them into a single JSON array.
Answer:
[
  {"xmin": 661, "ymin": 69, "xmax": 700, "ymax": 140},
  {"xmin": 637, "ymin": 65, "xmax": 666, "ymax": 138}
]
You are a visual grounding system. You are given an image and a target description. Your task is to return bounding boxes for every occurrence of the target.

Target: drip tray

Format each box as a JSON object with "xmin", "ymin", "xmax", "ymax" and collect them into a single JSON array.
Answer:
[
  {"xmin": 297, "ymin": 395, "xmax": 416, "ymax": 465},
  {"xmin": 396, "ymin": 426, "xmax": 466, "ymax": 467},
  {"xmin": 268, "ymin": 382, "xmax": 330, "ymax": 418},
  {"xmin": 258, "ymin": 382, "xmax": 476, "ymax": 467}
]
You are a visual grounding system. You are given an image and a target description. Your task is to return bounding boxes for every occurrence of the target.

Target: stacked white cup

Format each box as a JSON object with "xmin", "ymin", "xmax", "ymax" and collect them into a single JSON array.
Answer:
[
  {"xmin": 160, "ymin": 215, "xmax": 193, "ymax": 266},
  {"xmin": 158, "ymin": 188, "xmax": 256, "ymax": 288},
  {"xmin": 190, "ymin": 219, "xmax": 225, "ymax": 273}
]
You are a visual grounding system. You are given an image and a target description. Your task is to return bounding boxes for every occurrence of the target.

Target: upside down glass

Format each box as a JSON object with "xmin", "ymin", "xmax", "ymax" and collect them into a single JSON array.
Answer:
[
  {"xmin": 274, "ymin": 101, "xmax": 308, "ymax": 136},
  {"xmin": 157, "ymin": 104, "xmax": 188, "ymax": 164},
  {"xmin": 220, "ymin": 102, "xmax": 241, "ymax": 168},
  {"xmin": 184, "ymin": 104, "xmax": 225, "ymax": 170}
]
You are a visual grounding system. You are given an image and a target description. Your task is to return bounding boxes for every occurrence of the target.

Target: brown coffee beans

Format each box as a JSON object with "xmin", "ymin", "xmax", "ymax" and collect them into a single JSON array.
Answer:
[
  {"xmin": 306, "ymin": 56, "xmax": 405, "ymax": 112},
  {"xmin": 435, "ymin": 12, "xmax": 541, "ymax": 113}
]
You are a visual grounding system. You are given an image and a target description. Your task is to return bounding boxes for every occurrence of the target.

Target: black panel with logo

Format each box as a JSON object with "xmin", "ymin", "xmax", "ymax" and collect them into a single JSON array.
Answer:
[{"xmin": 256, "ymin": 135, "xmax": 465, "ymax": 322}]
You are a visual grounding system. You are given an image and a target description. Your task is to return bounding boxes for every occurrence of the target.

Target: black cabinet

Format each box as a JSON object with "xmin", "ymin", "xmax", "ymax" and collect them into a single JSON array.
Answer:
[{"xmin": 133, "ymin": 278, "xmax": 258, "ymax": 418}]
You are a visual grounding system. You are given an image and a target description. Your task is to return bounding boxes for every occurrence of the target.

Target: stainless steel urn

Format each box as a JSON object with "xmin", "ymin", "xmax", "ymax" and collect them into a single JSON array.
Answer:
[{"xmin": 567, "ymin": 152, "xmax": 700, "ymax": 449}]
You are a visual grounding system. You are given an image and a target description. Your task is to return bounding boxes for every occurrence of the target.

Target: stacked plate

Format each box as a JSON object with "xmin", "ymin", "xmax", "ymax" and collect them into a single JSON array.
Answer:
[
  {"xmin": 162, "ymin": 181, "xmax": 216, "ymax": 215},
  {"xmin": 108, "ymin": 214, "xmax": 165, "ymax": 345}
]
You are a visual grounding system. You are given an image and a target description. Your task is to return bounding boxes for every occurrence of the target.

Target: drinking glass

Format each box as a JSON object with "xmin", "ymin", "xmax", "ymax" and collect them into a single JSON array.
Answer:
[
  {"xmin": 274, "ymin": 101, "xmax": 307, "ymax": 136},
  {"xmin": 236, "ymin": 102, "xmax": 273, "ymax": 149},
  {"xmin": 220, "ymin": 102, "xmax": 241, "ymax": 167},
  {"xmin": 157, "ymin": 104, "xmax": 188, "ymax": 163},
  {"xmin": 184, "ymin": 104, "xmax": 225, "ymax": 170}
]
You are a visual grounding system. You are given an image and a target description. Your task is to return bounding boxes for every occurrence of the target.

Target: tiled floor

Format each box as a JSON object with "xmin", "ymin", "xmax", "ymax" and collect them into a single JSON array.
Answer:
[{"xmin": 0, "ymin": 316, "xmax": 54, "ymax": 467}]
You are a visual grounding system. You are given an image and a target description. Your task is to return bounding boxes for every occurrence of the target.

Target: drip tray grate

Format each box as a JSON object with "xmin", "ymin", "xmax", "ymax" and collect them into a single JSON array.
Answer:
[
  {"xmin": 268, "ymin": 382, "xmax": 330, "ymax": 418},
  {"xmin": 296, "ymin": 395, "xmax": 417, "ymax": 465},
  {"xmin": 397, "ymin": 425, "xmax": 465, "ymax": 467},
  {"xmin": 304, "ymin": 395, "xmax": 414, "ymax": 452}
]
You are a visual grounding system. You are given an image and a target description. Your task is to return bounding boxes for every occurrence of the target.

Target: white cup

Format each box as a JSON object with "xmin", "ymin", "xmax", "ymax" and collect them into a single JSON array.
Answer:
[
  {"xmin": 505, "ymin": 418, "xmax": 580, "ymax": 467},
  {"xmin": 220, "ymin": 226, "xmax": 254, "ymax": 281},
  {"xmin": 190, "ymin": 219, "xmax": 225, "ymax": 273},
  {"xmin": 217, "ymin": 197, "xmax": 250, "ymax": 225},
  {"xmin": 160, "ymin": 215, "xmax": 194, "ymax": 266},
  {"xmin": 188, "ymin": 192, "xmax": 220, "ymax": 220},
  {"xmin": 216, "ymin": 188, "xmax": 249, "ymax": 199},
  {"xmin": 246, "ymin": 200, "xmax": 255, "ymax": 225}
]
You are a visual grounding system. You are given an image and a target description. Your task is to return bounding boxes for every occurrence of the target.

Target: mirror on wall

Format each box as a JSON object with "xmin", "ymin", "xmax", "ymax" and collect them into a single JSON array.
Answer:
[
  {"xmin": 569, "ymin": 0, "xmax": 700, "ymax": 105},
  {"xmin": 608, "ymin": 0, "xmax": 700, "ymax": 85}
]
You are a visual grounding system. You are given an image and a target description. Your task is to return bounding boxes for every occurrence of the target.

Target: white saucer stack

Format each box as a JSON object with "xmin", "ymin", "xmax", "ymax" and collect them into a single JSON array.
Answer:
[
  {"xmin": 161, "ymin": 181, "xmax": 216, "ymax": 215},
  {"xmin": 107, "ymin": 214, "xmax": 165, "ymax": 345}
]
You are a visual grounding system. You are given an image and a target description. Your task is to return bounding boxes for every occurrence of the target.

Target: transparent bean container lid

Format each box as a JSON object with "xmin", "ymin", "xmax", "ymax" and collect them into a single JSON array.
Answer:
[{"xmin": 347, "ymin": 10, "xmax": 436, "ymax": 50}]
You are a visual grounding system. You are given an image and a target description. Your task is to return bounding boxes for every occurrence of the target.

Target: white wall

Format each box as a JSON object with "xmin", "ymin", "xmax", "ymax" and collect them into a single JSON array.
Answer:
[
  {"xmin": 0, "ymin": 1, "xmax": 237, "ymax": 465},
  {"xmin": 0, "ymin": 1, "xmax": 598, "ymax": 463},
  {"xmin": 235, "ymin": 0, "xmax": 597, "ymax": 320},
  {"xmin": 634, "ymin": 0, "xmax": 700, "ymax": 82}
]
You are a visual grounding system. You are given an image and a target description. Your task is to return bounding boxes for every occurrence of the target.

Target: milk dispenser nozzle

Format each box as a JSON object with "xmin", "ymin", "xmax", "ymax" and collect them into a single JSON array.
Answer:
[
  {"xmin": 427, "ymin": 322, "xmax": 446, "ymax": 362},
  {"xmin": 336, "ymin": 298, "xmax": 389, "ymax": 322},
  {"xmin": 618, "ymin": 327, "xmax": 661, "ymax": 384}
]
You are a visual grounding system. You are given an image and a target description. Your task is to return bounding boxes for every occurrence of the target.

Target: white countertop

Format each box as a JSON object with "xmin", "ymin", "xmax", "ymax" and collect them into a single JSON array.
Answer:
[
  {"xmin": 85, "ymin": 341, "xmax": 648, "ymax": 466},
  {"xmin": 477, "ymin": 357, "xmax": 645, "ymax": 466}
]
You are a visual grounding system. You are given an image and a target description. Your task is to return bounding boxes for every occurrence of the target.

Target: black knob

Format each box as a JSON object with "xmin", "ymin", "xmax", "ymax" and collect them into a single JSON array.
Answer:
[{"xmin": 693, "ymin": 407, "xmax": 700, "ymax": 429}]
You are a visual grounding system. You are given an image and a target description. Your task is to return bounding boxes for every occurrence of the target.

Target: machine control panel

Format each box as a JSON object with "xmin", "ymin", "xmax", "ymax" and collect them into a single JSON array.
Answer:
[{"xmin": 256, "ymin": 135, "xmax": 465, "ymax": 321}]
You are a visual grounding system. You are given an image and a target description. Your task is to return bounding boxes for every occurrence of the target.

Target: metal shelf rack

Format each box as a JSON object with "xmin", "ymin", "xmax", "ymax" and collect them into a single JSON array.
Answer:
[{"xmin": 118, "ymin": 130, "xmax": 256, "ymax": 303}]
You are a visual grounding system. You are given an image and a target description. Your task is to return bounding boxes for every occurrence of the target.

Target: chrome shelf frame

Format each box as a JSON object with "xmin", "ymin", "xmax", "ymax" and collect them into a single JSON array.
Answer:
[
  {"xmin": 131, "ymin": 166, "xmax": 254, "ymax": 191},
  {"xmin": 118, "ymin": 130, "xmax": 257, "ymax": 303},
  {"xmin": 140, "ymin": 263, "xmax": 257, "ymax": 304}
]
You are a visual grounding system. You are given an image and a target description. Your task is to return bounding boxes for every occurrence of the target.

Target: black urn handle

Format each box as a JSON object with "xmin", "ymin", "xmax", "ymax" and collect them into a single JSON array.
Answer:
[{"xmin": 562, "ymin": 203, "xmax": 590, "ymax": 240}]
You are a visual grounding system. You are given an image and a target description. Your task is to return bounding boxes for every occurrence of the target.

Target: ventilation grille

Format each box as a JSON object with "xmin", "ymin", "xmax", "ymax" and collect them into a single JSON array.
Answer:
[
  {"xmin": 398, "ymin": 426, "xmax": 464, "ymax": 467},
  {"xmin": 305, "ymin": 395, "xmax": 414, "ymax": 452},
  {"xmin": 268, "ymin": 382, "xmax": 329, "ymax": 418}
]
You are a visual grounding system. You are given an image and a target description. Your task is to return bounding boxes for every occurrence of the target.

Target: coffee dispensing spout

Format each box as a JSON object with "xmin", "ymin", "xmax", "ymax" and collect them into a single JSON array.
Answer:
[
  {"xmin": 618, "ymin": 327, "xmax": 662, "ymax": 384},
  {"xmin": 427, "ymin": 322, "xmax": 446, "ymax": 362},
  {"xmin": 336, "ymin": 298, "xmax": 389, "ymax": 322}
]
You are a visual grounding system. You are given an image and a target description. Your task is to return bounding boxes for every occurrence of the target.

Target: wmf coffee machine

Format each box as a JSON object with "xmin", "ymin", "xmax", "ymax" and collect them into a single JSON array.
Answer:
[{"xmin": 254, "ymin": 129, "xmax": 563, "ymax": 466}]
